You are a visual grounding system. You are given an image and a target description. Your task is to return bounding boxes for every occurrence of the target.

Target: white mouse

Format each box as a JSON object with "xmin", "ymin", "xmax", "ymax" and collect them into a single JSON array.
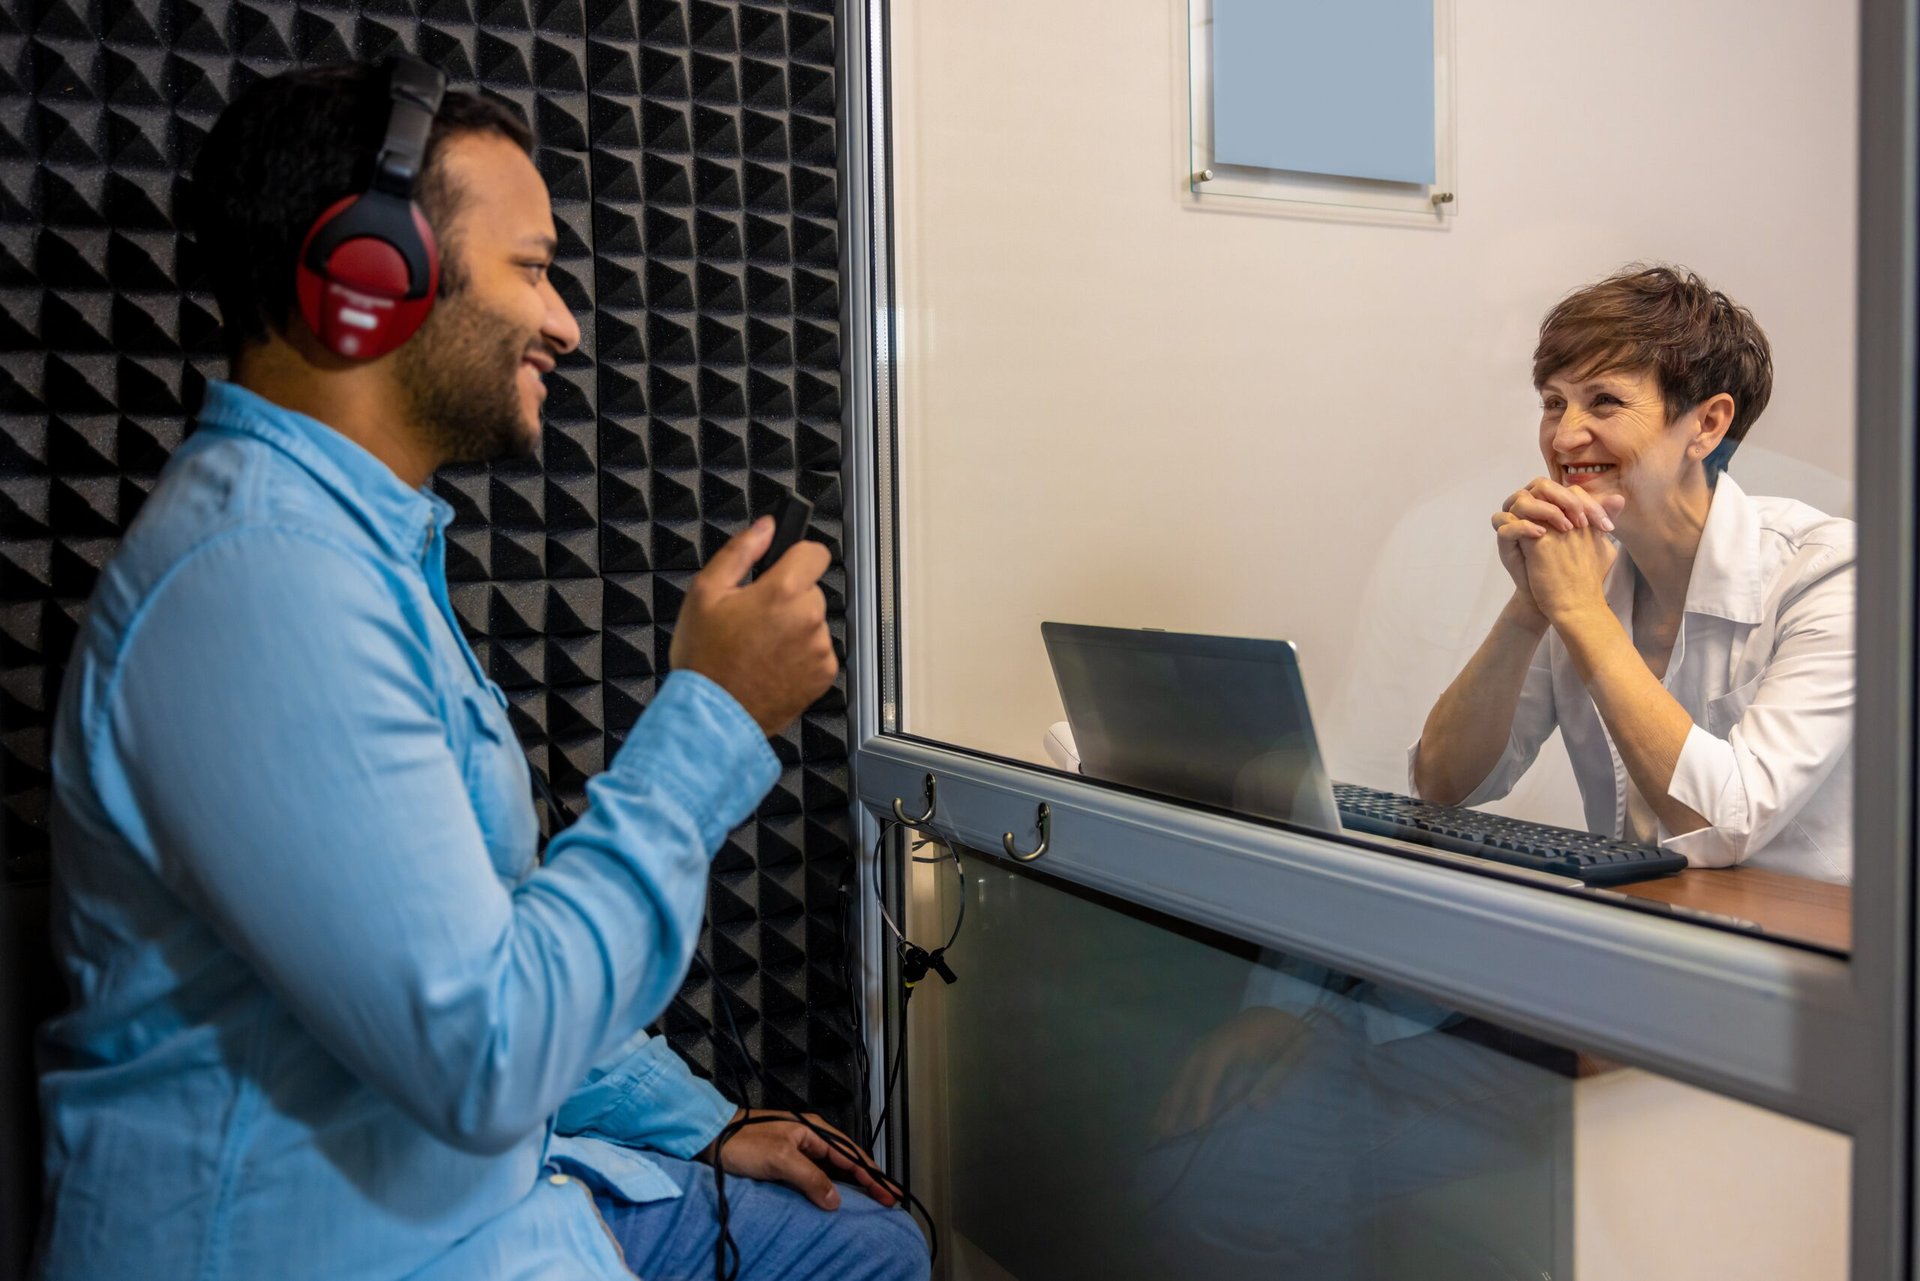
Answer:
[{"xmin": 1042, "ymin": 721, "xmax": 1081, "ymax": 773}]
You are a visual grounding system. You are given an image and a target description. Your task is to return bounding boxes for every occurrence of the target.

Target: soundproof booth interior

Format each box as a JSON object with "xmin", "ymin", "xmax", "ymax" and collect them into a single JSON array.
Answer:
[{"xmin": 1, "ymin": 0, "xmax": 1917, "ymax": 1278}]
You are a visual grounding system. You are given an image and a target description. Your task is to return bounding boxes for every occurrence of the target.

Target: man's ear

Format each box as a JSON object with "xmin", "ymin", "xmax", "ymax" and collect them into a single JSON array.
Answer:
[{"xmin": 1688, "ymin": 392, "xmax": 1736, "ymax": 461}]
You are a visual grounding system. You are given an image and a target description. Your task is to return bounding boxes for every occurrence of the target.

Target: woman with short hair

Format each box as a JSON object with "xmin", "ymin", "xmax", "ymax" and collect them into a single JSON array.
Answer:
[{"xmin": 1413, "ymin": 266, "xmax": 1854, "ymax": 882}]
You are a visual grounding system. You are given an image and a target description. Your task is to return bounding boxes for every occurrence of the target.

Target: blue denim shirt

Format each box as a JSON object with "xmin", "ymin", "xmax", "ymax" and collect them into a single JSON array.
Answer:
[{"xmin": 36, "ymin": 381, "xmax": 779, "ymax": 1281}]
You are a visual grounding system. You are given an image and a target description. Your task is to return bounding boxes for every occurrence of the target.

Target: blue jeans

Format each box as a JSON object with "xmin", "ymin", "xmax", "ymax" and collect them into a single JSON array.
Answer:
[{"xmin": 594, "ymin": 1155, "xmax": 930, "ymax": 1281}]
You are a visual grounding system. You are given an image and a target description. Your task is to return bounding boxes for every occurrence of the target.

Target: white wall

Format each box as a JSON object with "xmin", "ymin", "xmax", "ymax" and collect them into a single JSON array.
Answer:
[
  {"xmin": 1574, "ymin": 1070, "xmax": 1850, "ymax": 1280},
  {"xmin": 889, "ymin": 0, "xmax": 1857, "ymax": 831}
]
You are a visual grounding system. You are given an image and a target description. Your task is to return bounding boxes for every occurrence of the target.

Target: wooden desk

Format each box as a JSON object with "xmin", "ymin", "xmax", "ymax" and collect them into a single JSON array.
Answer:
[{"xmin": 1611, "ymin": 865, "xmax": 1850, "ymax": 953}]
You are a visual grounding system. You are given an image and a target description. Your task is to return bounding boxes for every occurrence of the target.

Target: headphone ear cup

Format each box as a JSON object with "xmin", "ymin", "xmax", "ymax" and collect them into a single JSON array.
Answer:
[
  {"xmin": 295, "ymin": 196, "xmax": 440, "ymax": 360},
  {"xmin": 326, "ymin": 236, "xmax": 411, "ymax": 296}
]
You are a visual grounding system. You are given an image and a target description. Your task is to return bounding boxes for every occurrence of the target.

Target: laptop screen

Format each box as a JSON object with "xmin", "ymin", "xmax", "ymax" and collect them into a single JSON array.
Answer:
[{"xmin": 1041, "ymin": 622, "xmax": 1341, "ymax": 832}]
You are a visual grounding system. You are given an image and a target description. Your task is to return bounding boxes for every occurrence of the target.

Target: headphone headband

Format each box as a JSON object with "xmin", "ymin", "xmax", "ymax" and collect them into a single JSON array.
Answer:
[{"xmin": 371, "ymin": 56, "xmax": 444, "ymax": 198}]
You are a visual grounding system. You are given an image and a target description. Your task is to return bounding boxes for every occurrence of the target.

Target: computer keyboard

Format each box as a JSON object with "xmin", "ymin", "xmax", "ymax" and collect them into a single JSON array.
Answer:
[{"xmin": 1331, "ymin": 782, "xmax": 1687, "ymax": 886}]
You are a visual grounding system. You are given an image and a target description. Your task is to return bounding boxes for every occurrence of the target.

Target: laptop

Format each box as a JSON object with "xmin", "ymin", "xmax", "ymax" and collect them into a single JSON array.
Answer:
[
  {"xmin": 1039, "ymin": 622, "xmax": 1688, "ymax": 888},
  {"xmin": 1040, "ymin": 622, "xmax": 1344, "ymax": 832}
]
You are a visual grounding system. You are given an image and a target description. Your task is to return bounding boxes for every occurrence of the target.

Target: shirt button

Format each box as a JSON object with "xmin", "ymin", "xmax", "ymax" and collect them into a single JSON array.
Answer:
[{"xmin": 549, "ymin": 1173, "xmax": 571, "ymax": 1186}]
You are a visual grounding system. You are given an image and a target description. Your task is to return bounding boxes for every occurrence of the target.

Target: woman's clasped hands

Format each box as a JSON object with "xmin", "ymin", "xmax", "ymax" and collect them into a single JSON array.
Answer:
[{"xmin": 1492, "ymin": 478, "xmax": 1628, "ymax": 624}]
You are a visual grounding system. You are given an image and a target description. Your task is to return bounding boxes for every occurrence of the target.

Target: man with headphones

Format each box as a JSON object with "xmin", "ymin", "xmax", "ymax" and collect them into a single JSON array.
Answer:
[{"xmin": 33, "ymin": 60, "xmax": 927, "ymax": 1281}]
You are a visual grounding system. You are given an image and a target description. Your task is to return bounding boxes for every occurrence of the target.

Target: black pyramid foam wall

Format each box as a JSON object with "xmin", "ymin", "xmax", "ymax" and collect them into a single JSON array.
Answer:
[{"xmin": 0, "ymin": 0, "xmax": 855, "ymax": 1134}]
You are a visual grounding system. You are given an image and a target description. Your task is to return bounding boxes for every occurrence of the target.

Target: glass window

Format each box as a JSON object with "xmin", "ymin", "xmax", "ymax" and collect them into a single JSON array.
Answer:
[
  {"xmin": 904, "ymin": 846, "xmax": 1850, "ymax": 1279},
  {"xmin": 882, "ymin": 0, "xmax": 1858, "ymax": 950}
]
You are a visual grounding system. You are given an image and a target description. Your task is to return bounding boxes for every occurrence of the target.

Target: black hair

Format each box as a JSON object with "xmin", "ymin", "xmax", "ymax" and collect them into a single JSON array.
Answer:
[{"xmin": 186, "ymin": 63, "xmax": 534, "ymax": 360}]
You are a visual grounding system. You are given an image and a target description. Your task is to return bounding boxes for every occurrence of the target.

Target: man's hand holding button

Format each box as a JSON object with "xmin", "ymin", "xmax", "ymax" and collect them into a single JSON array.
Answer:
[{"xmin": 670, "ymin": 517, "xmax": 839, "ymax": 736}]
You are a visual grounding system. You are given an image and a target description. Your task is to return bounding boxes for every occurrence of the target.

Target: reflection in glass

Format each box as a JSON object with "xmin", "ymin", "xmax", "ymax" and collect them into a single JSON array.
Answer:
[
  {"xmin": 1138, "ymin": 957, "xmax": 1563, "ymax": 1280},
  {"xmin": 908, "ymin": 850, "xmax": 1849, "ymax": 1280}
]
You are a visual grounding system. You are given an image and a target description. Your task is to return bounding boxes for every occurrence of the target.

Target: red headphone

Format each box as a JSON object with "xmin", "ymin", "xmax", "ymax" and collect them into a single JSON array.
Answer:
[{"xmin": 294, "ymin": 57, "xmax": 447, "ymax": 361}]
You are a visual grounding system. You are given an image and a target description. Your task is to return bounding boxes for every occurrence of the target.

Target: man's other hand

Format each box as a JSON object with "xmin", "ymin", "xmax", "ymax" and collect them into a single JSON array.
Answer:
[
  {"xmin": 708, "ymin": 1109, "xmax": 898, "ymax": 1210},
  {"xmin": 669, "ymin": 517, "xmax": 838, "ymax": 736}
]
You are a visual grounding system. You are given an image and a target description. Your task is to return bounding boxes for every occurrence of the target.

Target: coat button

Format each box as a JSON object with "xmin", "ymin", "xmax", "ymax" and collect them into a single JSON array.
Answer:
[{"xmin": 549, "ymin": 1173, "xmax": 571, "ymax": 1186}]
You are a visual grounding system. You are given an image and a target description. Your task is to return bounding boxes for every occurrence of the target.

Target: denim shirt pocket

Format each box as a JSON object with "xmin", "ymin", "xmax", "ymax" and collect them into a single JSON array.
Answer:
[{"xmin": 458, "ymin": 680, "xmax": 539, "ymax": 882}]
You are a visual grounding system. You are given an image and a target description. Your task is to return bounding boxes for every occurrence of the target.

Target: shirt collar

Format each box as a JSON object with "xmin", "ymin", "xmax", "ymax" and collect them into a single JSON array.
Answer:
[
  {"xmin": 1679, "ymin": 472, "xmax": 1765, "ymax": 623},
  {"xmin": 1601, "ymin": 472, "xmax": 1766, "ymax": 626},
  {"xmin": 196, "ymin": 380, "xmax": 452, "ymax": 560}
]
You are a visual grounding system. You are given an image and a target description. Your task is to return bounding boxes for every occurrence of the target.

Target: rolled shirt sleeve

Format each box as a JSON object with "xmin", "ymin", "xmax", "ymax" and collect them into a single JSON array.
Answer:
[
  {"xmin": 555, "ymin": 1026, "xmax": 737, "ymax": 1159},
  {"xmin": 1660, "ymin": 562, "xmax": 1855, "ymax": 867},
  {"xmin": 545, "ymin": 1026, "xmax": 740, "ymax": 1203}
]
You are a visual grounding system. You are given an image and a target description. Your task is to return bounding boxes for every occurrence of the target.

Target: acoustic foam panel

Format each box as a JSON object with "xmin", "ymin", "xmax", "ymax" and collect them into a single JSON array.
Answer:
[{"xmin": 0, "ymin": 0, "xmax": 855, "ymax": 1154}]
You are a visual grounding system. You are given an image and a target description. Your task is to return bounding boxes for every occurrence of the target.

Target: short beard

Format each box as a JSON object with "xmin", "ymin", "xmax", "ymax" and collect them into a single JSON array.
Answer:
[{"xmin": 395, "ymin": 285, "xmax": 539, "ymax": 468}]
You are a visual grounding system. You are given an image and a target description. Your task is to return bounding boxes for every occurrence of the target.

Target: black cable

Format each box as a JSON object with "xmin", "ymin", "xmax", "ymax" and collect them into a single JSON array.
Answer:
[
  {"xmin": 868, "ymin": 816, "xmax": 892, "ymax": 934},
  {"xmin": 689, "ymin": 941, "xmax": 765, "ymax": 1104},
  {"xmin": 870, "ymin": 825, "xmax": 967, "ymax": 957},
  {"xmin": 535, "ymin": 756, "xmax": 934, "ymax": 1274},
  {"xmin": 859, "ymin": 818, "xmax": 967, "ymax": 1250},
  {"xmin": 863, "ymin": 831, "xmax": 963, "ymax": 1155},
  {"xmin": 867, "ymin": 985, "xmax": 911, "ymax": 1155},
  {"xmin": 920, "ymin": 836, "xmax": 967, "ymax": 954},
  {"xmin": 528, "ymin": 759, "xmax": 569, "ymax": 863},
  {"xmin": 840, "ymin": 816, "xmax": 898, "ymax": 1148},
  {"xmin": 708, "ymin": 1110, "xmax": 937, "ymax": 1281}
]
